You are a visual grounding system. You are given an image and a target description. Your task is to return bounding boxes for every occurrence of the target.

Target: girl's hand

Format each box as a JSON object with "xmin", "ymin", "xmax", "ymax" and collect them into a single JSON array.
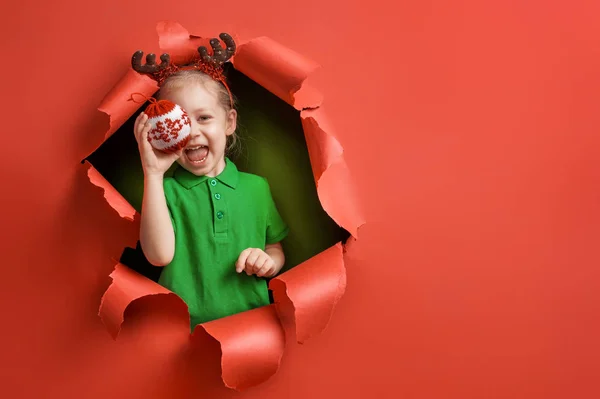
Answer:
[
  {"xmin": 235, "ymin": 248, "xmax": 277, "ymax": 278},
  {"xmin": 134, "ymin": 112, "xmax": 182, "ymax": 177}
]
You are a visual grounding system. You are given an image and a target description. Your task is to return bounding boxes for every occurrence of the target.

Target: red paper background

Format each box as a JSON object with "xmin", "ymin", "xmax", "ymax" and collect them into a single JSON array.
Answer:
[{"xmin": 2, "ymin": 1, "xmax": 600, "ymax": 398}]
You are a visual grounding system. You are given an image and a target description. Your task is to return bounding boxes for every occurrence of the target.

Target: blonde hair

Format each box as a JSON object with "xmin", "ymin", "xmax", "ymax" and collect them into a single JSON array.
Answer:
[{"xmin": 157, "ymin": 70, "xmax": 239, "ymax": 156}]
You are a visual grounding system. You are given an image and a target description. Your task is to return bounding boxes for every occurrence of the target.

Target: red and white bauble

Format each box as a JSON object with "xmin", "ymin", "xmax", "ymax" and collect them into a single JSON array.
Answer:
[{"xmin": 144, "ymin": 99, "xmax": 191, "ymax": 153}]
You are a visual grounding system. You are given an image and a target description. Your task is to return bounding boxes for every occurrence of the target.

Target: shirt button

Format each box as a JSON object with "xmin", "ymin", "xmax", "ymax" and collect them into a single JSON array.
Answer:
[
  {"xmin": 210, "ymin": 179, "xmax": 217, "ymax": 186},
  {"xmin": 216, "ymin": 211, "xmax": 224, "ymax": 219},
  {"xmin": 214, "ymin": 193, "xmax": 221, "ymax": 200}
]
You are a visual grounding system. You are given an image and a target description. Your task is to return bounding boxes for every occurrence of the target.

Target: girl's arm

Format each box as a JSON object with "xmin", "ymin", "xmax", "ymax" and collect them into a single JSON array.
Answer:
[
  {"xmin": 264, "ymin": 242, "xmax": 285, "ymax": 276},
  {"xmin": 133, "ymin": 112, "xmax": 181, "ymax": 267},
  {"xmin": 140, "ymin": 174, "xmax": 176, "ymax": 266}
]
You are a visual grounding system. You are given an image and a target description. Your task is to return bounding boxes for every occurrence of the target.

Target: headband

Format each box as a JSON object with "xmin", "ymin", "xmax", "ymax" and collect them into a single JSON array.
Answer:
[{"xmin": 131, "ymin": 32, "xmax": 236, "ymax": 108}]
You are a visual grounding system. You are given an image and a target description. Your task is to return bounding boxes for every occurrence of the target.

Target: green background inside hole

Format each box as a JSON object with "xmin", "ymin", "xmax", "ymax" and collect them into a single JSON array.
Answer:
[{"xmin": 86, "ymin": 67, "xmax": 348, "ymax": 281}]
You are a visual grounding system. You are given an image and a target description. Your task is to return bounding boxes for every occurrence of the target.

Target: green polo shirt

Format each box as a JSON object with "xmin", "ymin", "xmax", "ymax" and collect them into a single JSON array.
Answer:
[{"xmin": 158, "ymin": 158, "xmax": 289, "ymax": 328}]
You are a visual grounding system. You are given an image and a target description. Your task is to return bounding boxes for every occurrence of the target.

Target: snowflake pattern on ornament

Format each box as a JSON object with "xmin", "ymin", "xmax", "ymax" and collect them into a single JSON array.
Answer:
[{"xmin": 147, "ymin": 106, "xmax": 191, "ymax": 152}]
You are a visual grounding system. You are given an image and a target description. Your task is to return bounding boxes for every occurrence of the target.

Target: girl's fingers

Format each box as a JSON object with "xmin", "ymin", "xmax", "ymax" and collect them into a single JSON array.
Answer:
[
  {"xmin": 142, "ymin": 120, "xmax": 151, "ymax": 136},
  {"xmin": 168, "ymin": 149, "xmax": 183, "ymax": 161},
  {"xmin": 256, "ymin": 255, "xmax": 271, "ymax": 276},
  {"xmin": 245, "ymin": 251, "xmax": 261, "ymax": 274},
  {"xmin": 255, "ymin": 256, "xmax": 270, "ymax": 276},
  {"xmin": 264, "ymin": 266, "xmax": 276, "ymax": 278},
  {"xmin": 236, "ymin": 249, "xmax": 251, "ymax": 273},
  {"xmin": 236, "ymin": 249, "xmax": 274, "ymax": 276},
  {"xmin": 256, "ymin": 265, "xmax": 267, "ymax": 277},
  {"xmin": 138, "ymin": 121, "xmax": 153, "ymax": 148},
  {"xmin": 256, "ymin": 260, "xmax": 271, "ymax": 277},
  {"xmin": 137, "ymin": 114, "xmax": 149, "ymax": 133},
  {"xmin": 134, "ymin": 114, "xmax": 147, "ymax": 141}
]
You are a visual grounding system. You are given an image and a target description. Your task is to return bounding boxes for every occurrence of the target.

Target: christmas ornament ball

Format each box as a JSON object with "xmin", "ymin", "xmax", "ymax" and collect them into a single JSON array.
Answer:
[{"xmin": 144, "ymin": 99, "xmax": 191, "ymax": 152}]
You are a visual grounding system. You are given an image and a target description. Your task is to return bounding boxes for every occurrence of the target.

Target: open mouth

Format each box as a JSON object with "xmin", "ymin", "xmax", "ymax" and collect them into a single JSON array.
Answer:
[{"xmin": 185, "ymin": 145, "xmax": 209, "ymax": 164}]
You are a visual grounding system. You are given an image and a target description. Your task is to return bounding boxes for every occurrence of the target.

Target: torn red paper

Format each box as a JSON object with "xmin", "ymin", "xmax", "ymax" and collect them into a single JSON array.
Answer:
[
  {"xmin": 99, "ymin": 263, "xmax": 187, "ymax": 339},
  {"xmin": 270, "ymin": 243, "xmax": 346, "ymax": 343},
  {"xmin": 156, "ymin": 22, "xmax": 322, "ymax": 109},
  {"xmin": 194, "ymin": 305, "xmax": 285, "ymax": 391},
  {"xmin": 85, "ymin": 69, "xmax": 157, "ymax": 220},
  {"xmin": 90, "ymin": 21, "xmax": 364, "ymax": 391},
  {"xmin": 157, "ymin": 21, "xmax": 213, "ymax": 65},
  {"xmin": 98, "ymin": 69, "xmax": 158, "ymax": 139},
  {"xmin": 232, "ymin": 36, "xmax": 323, "ymax": 109},
  {"xmin": 86, "ymin": 162, "xmax": 137, "ymax": 221},
  {"xmin": 301, "ymin": 108, "xmax": 364, "ymax": 237}
]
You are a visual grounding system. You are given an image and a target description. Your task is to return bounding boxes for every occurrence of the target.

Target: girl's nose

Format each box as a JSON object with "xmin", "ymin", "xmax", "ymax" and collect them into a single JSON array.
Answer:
[{"xmin": 188, "ymin": 119, "xmax": 203, "ymax": 137}]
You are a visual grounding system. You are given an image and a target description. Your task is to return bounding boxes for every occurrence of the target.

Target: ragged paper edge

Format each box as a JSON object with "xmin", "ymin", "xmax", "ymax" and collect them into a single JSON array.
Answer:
[
  {"xmin": 232, "ymin": 35, "xmax": 323, "ymax": 110},
  {"xmin": 87, "ymin": 21, "xmax": 364, "ymax": 390},
  {"xmin": 98, "ymin": 69, "xmax": 158, "ymax": 140},
  {"xmin": 156, "ymin": 22, "xmax": 323, "ymax": 110},
  {"xmin": 157, "ymin": 22, "xmax": 362, "ymax": 235},
  {"xmin": 157, "ymin": 21, "xmax": 213, "ymax": 65},
  {"xmin": 98, "ymin": 263, "xmax": 189, "ymax": 339},
  {"xmin": 211, "ymin": 19, "xmax": 363, "ymax": 235},
  {"xmin": 86, "ymin": 67, "xmax": 158, "ymax": 221},
  {"xmin": 86, "ymin": 161, "xmax": 137, "ymax": 221},
  {"xmin": 301, "ymin": 108, "xmax": 366, "ymax": 238},
  {"xmin": 269, "ymin": 243, "xmax": 346, "ymax": 344},
  {"xmin": 192, "ymin": 305, "xmax": 286, "ymax": 391}
]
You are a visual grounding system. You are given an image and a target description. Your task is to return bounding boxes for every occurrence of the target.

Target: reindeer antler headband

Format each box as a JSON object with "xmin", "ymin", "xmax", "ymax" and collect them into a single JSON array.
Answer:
[{"xmin": 131, "ymin": 33, "xmax": 236, "ymax": 107}]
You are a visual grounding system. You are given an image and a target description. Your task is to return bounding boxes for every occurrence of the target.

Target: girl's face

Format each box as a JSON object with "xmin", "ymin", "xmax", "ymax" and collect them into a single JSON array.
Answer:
[{"xmin": 165, "ymin": 82, "xmax": 236, "ymax": 177}]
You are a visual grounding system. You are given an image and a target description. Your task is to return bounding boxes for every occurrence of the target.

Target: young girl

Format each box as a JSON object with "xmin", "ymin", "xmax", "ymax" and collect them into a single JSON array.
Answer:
[{"xmin": 133, "ymin": 69, "xmax": 289, "ymax": 329}]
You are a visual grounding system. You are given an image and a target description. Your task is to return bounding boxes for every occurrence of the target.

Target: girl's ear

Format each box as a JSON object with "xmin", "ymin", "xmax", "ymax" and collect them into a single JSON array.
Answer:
[{"xmin": 225, "ymin": 109, "xmax": 237, "ymax": 136}]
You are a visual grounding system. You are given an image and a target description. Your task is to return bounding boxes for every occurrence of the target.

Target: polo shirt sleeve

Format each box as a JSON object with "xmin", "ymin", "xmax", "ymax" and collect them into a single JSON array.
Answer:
[{"xmin": 263, "ymin": 179, "xmax": 289, "ymax": 245}]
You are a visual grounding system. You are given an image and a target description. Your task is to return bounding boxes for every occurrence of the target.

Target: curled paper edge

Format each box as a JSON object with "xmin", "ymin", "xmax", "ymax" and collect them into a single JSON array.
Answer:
[
  {"xmin": 88, "ymin": 68, "xmax": 157, "ymax": 221},
  {"xmin": 231, "ymin": 35, "xmax": 323, "ymax": 109},
  {"xmin": 193, "ymin": 305, "xmax": 286, "ymax": 391},
  {"xmin": 301, "ymin": 108, "xmax": 365, "ymax": 238},
  {"xmin": 98, "ymin": 262, "xmax": 188, "ymax": 339},
  {"xmin": 156, "ymin": 21, "xmax": 322, "ymax": 109},
  {"xmin": 89, "ymin": 21, "xmax": 364, "ymax": 391},
  {"xmin": 269, "ymin": 242, "xmax": 346, "ymax": 344},
  {"xmin": 157, "ymin": 21, "xmax": 214, "ymax": 65},
  {"xmin": 98, "ymin": 69, "xmax": 158, "ymax": 139},
  {"xmin": 86, "ymin": 162, "xmax": 137, "ymax": 222}
]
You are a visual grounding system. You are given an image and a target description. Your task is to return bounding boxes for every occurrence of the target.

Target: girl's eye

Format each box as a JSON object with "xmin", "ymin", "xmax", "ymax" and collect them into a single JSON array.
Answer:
[{"xmin": 197, "ymin": 116, "xmax": 212, "ymax": 122}]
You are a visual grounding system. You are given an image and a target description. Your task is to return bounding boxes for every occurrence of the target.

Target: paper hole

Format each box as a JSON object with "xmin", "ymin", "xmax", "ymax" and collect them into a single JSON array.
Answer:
[{"xmin": 86, "ymin": 65, "xmax": 349, "ymax": 287}]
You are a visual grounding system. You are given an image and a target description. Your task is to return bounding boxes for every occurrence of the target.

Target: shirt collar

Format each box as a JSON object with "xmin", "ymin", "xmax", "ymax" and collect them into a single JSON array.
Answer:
[{"xmin": 173, "ymin": 158, "xmax": 239, "ymax": 190}]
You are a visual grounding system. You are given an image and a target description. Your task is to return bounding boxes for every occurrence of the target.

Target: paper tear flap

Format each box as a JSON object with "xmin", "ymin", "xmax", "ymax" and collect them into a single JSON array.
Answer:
[
  {"xmin": 270, "ymin": 242, "xmax": 346, "ymax": 343},
  {"xmin": 86, "ymin": 163, "xmax": 137, "ymax": 222},
  {"xmin": 99, "ymin": 262, "xmax": 187, "ymax": 339},
  {"xmin": 90, "ymin": 21, "xmax": 364, "ymax": 391},
  {"xmin": 301, "ymin": 108, "xmax": 365, "ymax": 237},
  {"xmin": 194, "ymin": 305, "xmax": 285, "ymax": 391}
]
